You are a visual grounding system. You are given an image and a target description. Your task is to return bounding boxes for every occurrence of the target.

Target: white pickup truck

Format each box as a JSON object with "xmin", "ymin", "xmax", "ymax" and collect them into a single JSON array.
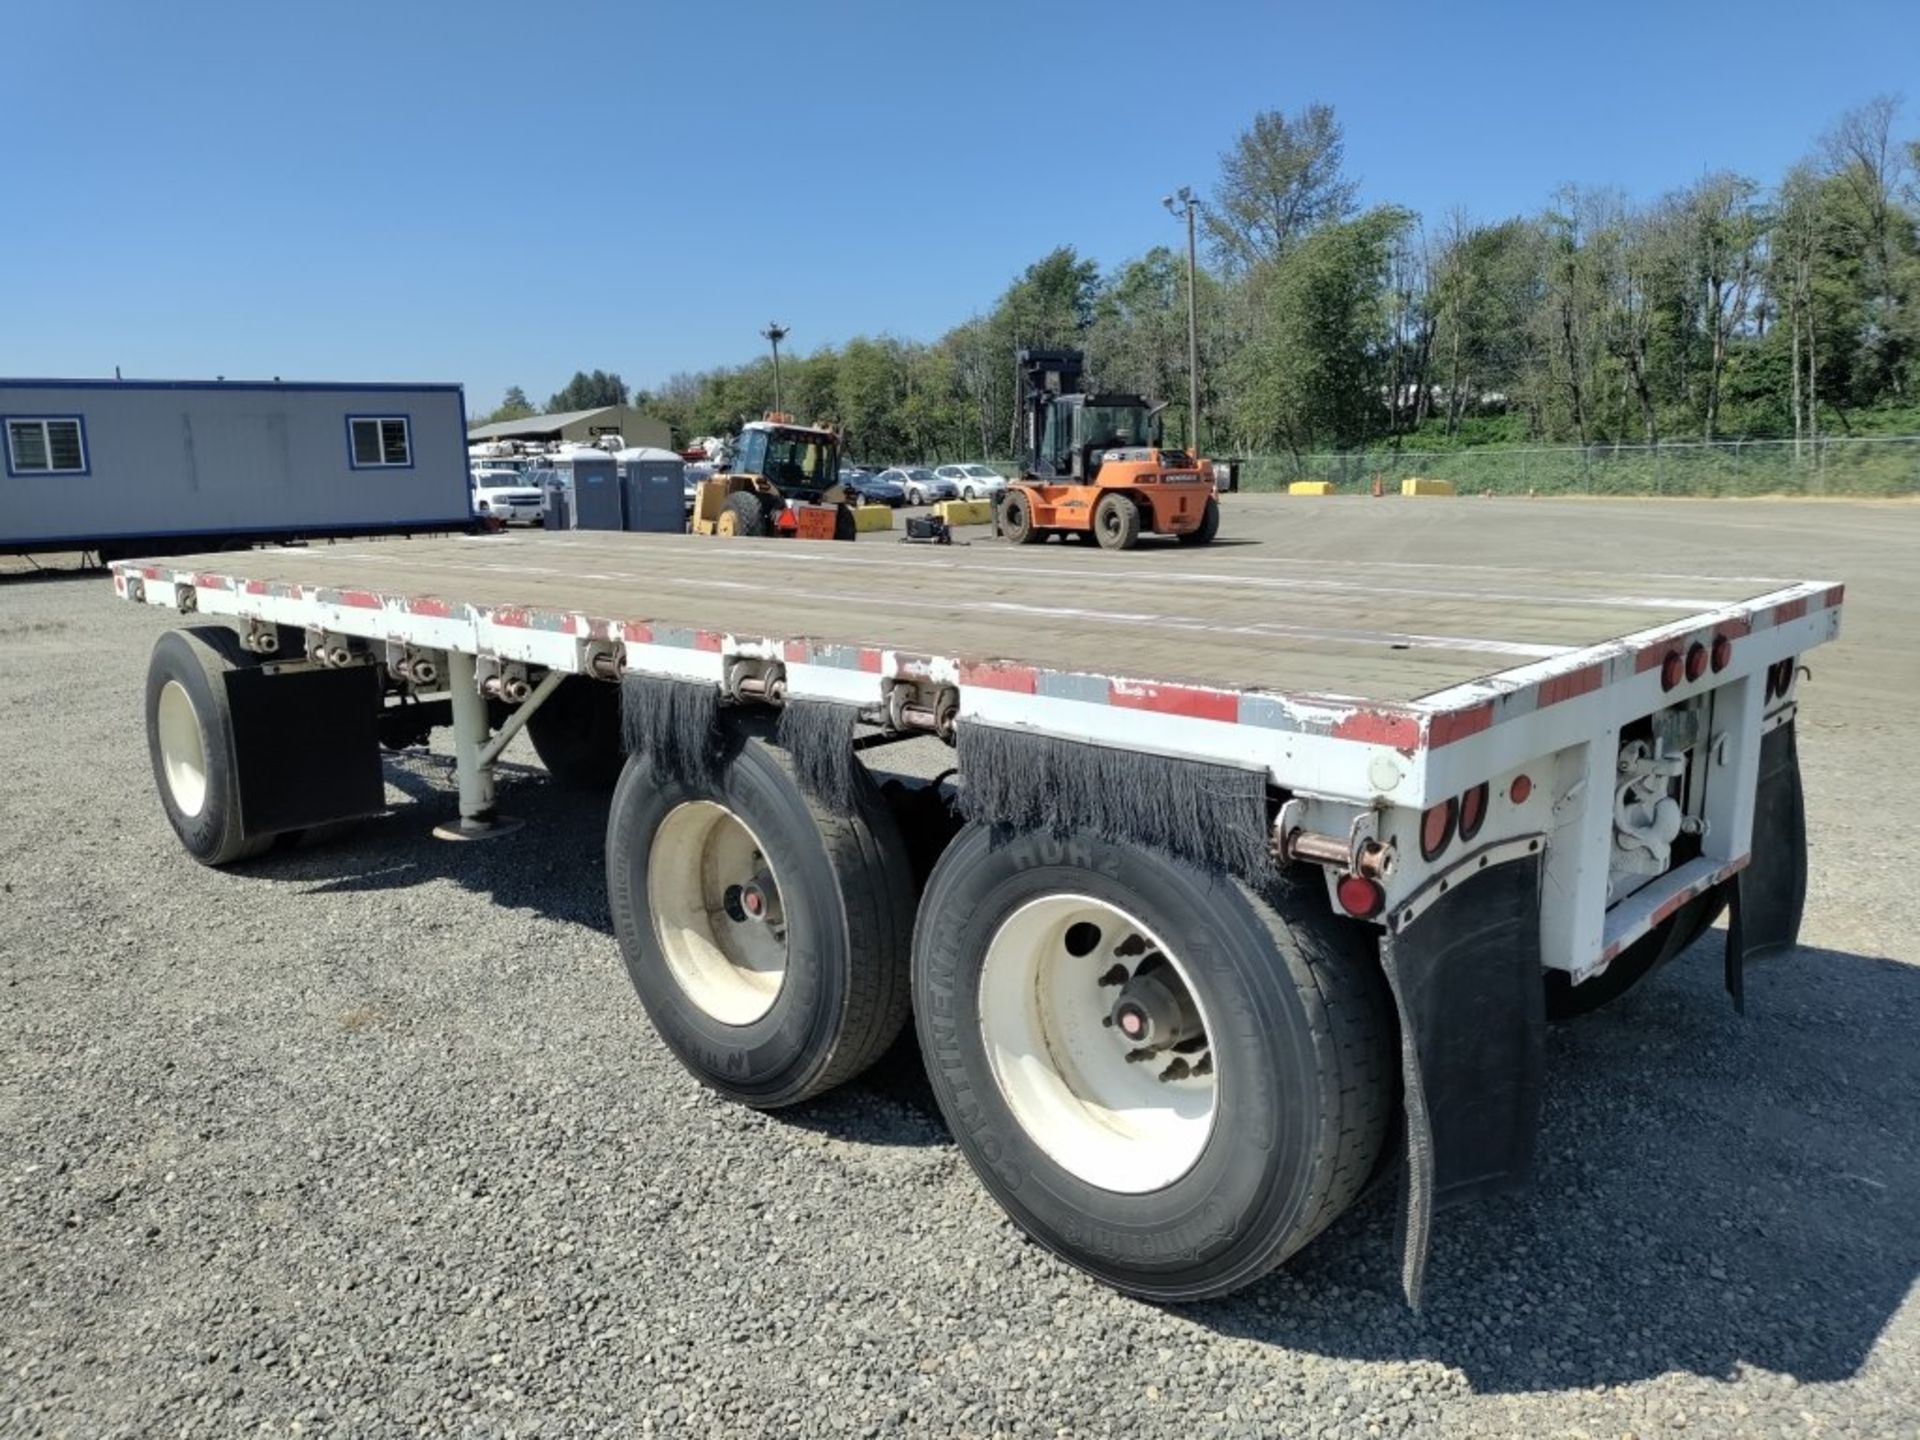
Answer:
[
  {"xmin": 469, "ymin": 465, "xmax": 547, "ymax": 525},
  {"xmin": 111, "ymin": 526, "xmax": 1840, "ymax": 1304}
]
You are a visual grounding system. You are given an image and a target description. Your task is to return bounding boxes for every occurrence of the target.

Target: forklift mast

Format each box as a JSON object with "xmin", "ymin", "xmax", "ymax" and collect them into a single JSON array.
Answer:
[{"xmin": 1017, "ymin": 349, "xmax": 1085, "ymax": 474}]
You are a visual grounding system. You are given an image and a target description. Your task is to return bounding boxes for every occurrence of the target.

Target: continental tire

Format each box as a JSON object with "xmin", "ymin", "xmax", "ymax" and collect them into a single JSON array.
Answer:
[
  {"xmin": 605, "ymin": 731, "xmax": 914, "ymax": 1107},
  {"xmin": 144, "ymin": 626, "xmax": 274, "ymax": 866},
  {"xmin": 912, "ymin": 825, "xmax": 1396, "ymax": 1300},
  {"xmin": 526, "ymin": 676, "xmax": 625, "ymax": 789},
  {"xmin": 1093, "ymin": 492, "xmax": 1141, "ymax": 551},
  {"xmin": 1178, "ymin": 498, "xmax": 1221, "ymax": 546}
]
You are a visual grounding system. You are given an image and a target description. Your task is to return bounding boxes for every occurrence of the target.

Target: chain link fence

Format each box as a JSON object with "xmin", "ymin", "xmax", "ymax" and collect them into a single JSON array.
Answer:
[{"xmin": 1235, "ymin": 436, "xmax": 1920, "ymax": 498}]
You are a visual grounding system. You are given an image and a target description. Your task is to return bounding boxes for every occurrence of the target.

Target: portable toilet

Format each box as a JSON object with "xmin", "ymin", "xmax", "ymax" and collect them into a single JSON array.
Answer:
[
  {"xmin": 617, "ymin": 447, "xmax": 688, "ymax": 534},
  {"xmin": 570, "ymin": 453, "xmax": 624, "ymax": 530},
  {"xmin": 539, "ymin": 470, "xmax": 572, "ymax": 530}
]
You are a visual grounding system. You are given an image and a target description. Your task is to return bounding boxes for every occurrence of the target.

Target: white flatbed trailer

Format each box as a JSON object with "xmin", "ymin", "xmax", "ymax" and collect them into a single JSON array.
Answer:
[{"xmin": 110, "ymin": 525, "xmax": 1842, "ymax": 1303}]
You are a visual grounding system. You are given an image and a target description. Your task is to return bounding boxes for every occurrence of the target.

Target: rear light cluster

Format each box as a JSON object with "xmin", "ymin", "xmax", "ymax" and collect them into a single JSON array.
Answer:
[
  {"xmin": 1658, "ymin": 633, "xmax": 1735, "ymax": 692},
  {"xmin": 1418, "ymin": 780, "xmax": 1498, "ymax": 863},
  {"xmin": 1765, "ymin": 657, "xmax": 1797, "ymax": 701}
]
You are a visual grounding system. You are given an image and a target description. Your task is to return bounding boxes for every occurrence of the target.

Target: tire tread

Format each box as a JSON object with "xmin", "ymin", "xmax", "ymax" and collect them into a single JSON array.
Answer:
[
  {"xmin": 766, "ymin": 744, "xmax": 915, "ymax": 1097},
  {"xmin": 1235, "ymin": 876, "xmax": 1396, "ymax": 1273}
]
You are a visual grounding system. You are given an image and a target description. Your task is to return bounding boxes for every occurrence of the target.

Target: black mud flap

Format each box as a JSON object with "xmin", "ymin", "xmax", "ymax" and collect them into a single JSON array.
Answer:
[
  {"xmin": 1725, "ymin": 719, "xmax": 1809, "ymax": 1010},
  {"xmin": 225, "ymin": 663, "xmax": 385, "ymax": 837},
  {"xmin": 1379, "ymin": 846, "xmax": 1546, "ymax": 1308}
]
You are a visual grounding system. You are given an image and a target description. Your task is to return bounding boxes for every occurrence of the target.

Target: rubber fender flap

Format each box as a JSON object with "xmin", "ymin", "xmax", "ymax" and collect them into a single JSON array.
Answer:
[
  {"xmin": 1378, "ymin": 845, "xmax": 1546, "ymax": 1308},
  {"xmin": 224, "ymin": 663, "xmax": 384, "ymax": 837},
  {"xmin": 1725, "ymin": 718, "xmax": 1810, "ymax": 1009}
]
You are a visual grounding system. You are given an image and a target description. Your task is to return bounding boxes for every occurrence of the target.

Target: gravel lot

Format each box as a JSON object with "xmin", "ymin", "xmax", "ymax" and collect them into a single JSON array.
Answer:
[{"xmin": 4, "ymin": 497, "xmax": 1918, "ymax": 1438}]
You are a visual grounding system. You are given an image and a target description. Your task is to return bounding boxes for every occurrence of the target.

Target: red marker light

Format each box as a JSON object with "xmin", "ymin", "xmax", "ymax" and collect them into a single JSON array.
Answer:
[
  {"xmin": 1336, "ymin": 874, "xmax": 1385, "ymax": 919},
  {"xmin": 1509, "ymin": 774, "xmax": 1533, "ymax": 805},
  {"xmin": 1458, "ymin": 782, "xmax": 1489, "ymax": 842},
  {"xmin": 1661, "ymin": 651, "xmax": 1684, "ymax": 691},
  {"xmin": 1686, "ymin": 642, "xmax": 1708, "ymax": 683},
  {"xmin": 1711, "ymin": 634, "xmax": 1732, "ymax": 673},
  {"xmin": 1419, "ymin": 799, "xmax": 1456, "ymax": 862}
]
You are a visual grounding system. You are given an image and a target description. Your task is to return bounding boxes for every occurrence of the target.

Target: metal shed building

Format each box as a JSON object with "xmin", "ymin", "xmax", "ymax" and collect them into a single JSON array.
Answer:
[
  {"xmin": 1, "ymin": 379, "xmax": 473, "ymax": 557},
  {"xmin": 466, "ymin": 404, "xmax": 672, "ymax": 451}
]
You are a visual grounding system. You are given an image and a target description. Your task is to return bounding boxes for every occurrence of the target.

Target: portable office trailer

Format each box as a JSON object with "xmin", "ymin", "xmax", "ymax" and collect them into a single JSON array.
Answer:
[{"xmin": 1, "ymin": 379, "xmax": 473, "ymax": 557}]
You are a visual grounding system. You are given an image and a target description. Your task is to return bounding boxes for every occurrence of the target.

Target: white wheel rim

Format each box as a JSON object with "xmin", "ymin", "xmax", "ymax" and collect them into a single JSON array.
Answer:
[
  {"xmin": 156, "ymin": 680, "xmax": 209, "ymax": 818},
  {"xmin": 978, "ymin": 895, "xmax": 1217, "ymax": 1193},
  {"xmin": 647, "ymin": 801, "xmax": 787, "ymax": 1026}
]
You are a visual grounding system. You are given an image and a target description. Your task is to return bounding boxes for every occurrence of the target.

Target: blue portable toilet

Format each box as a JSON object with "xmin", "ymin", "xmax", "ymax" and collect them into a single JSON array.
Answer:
[
  {"xmin": 616, "ymin": 447, "xmax": 688, "ymax": 534},
  {"xmin": 570, "ymin": 452, "xmax": 624, "ymax": 530}
]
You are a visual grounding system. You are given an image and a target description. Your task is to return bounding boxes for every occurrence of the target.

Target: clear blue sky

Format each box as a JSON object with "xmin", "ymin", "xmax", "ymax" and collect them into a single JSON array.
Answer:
[{"xmin": 7, "ymin": 0, "xmax": 1914, "ymax": 413}]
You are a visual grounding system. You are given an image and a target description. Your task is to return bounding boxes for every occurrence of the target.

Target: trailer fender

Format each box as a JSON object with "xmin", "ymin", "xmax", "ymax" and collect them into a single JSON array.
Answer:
[
  {"xmin": 1724, "ymin": 719, "xmax": 1809, "ymax": 1010},
  {"xmin": 1377, "ymin": 840, "xmax": 1546, "ymax": 1308}
]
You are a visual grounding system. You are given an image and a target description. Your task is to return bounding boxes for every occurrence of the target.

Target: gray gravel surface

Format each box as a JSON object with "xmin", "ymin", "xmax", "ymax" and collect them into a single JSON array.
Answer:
[{"xmin": 4, "ymin": 499, "xmax": 1918, "ymax": 1438}]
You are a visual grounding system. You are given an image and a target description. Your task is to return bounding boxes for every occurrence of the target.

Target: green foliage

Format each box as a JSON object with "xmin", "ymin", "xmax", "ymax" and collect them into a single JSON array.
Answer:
[
  {"xmin": 1232, "ymin": 208, "xmax": 1413, "ymax": 455},
  {"xmin": 1205, "ymin": 103, "xmax": 1357, "ymax": 270},
  {"xmin": 476, "ymin": 386, "xmax": 534, "ymax": 425},
  {"xmin": 604, "ymin": 98, "xmax": 1918, "ymax": 475},
  {"xmin": 548, "ymin": 370, "xmax": 630, "ymax": 412}
]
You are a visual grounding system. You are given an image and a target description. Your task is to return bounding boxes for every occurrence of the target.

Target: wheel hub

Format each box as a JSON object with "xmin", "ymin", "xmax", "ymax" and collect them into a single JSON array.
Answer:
[
  {"xmin": 1107, "ymin": 969, "xmax": 1202, "ymax": 1054},
  {"xmin": 647, "ymin": 802, "xmax": 788, "ymax": 1026},
  {"xmin": 977, "ymin": 895, "xmax": 1217, "ymax": 1194}
]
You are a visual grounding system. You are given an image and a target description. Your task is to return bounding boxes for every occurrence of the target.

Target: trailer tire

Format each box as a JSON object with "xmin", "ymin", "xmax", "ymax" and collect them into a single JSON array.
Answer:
[
  {"xmin": 605, "ymin": 730, "xmax": 914, "ymax": 1108},
  {"xmin": 144, "ymin": 626, "xmax": 274, "ymax": 867},
  {"xmin": 526, "ymin": 676, "xmax": 624, "ymax": 789},
  {"xmin": 1544, "ymin": 888, "xmax": 1726, "ymax": 1019},
  {"xmin": 1093, "ymin": 492, "xmax": 1141, "ymax": 551},
  {"xmin": 912, "ymin": 824, "xmax": 1396, "ymax": 1301},
  {"xmin": 1178, "ymin": 498, "xmax": 1221, "ymax": 546},
  {"xmin": 1002, "ymin": 492, "xmax": 1043, "ymax": 545}
]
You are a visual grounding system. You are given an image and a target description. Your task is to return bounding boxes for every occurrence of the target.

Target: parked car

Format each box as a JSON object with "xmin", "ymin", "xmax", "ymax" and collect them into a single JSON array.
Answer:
[
  {"xmin": 876, "ymin": 467, "xmax": 957, "ymax": 506},
  {"xmin": 843, "ymin": 470, "xmax": 906, "ymax": 507},
  {"xmin": 935, "ymin": 463, "xmax": 1009, "ymax": 501},
  {"xmin": 471, "ymin": 467, "xmax": 547, "ymax": 524}
]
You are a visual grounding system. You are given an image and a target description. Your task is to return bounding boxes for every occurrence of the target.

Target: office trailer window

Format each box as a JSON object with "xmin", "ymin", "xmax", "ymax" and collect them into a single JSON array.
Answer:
[
  {"xmin": 5, "ymin": 417, "xmax": 88, "ymax": 475},
  {"xmin": 348, "ymin": 415, "xmax": 412, "ymax": 468}
]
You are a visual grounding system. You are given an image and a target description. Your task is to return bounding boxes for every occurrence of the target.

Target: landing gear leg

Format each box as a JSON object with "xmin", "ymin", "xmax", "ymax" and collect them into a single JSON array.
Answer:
[{"xmin": 434, "ymin": 649, "xmax": 526, "ymax": 841}]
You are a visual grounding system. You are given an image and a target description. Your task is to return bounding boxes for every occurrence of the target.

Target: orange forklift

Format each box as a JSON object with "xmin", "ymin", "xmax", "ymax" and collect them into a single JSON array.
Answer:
[{"xmin": 999, "ymin": 349, "xmax": 1225, "ymax": 550}]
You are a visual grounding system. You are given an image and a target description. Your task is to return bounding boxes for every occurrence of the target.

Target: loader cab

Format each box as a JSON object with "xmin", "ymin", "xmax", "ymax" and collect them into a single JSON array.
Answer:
[
  {"xmin": 1036, "ymin": 394, "xmax": 1161, "ymax": 481},
  {"xmin": 729, "ymin": 419, "xmax": 840, "ymax": 500}
]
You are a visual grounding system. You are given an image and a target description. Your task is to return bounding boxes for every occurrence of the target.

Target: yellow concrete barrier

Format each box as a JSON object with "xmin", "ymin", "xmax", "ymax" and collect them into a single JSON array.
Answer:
[
  {"xmin": 854, "ymin": 504, "xmax": 894, "ymax": 532},
  {"xmin": 935, "ymin": 498, "xmax": 995, "ymax": 526},
  {"xmin": 1400, "ymin": 477, "xmax": 1457, "ymax": 497},
  {"xmin": 1288, "ymin": 481, "xmax": 1335, "ymax": 496}
]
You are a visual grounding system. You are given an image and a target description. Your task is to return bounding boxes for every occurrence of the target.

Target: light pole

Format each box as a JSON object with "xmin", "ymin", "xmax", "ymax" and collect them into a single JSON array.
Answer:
[
  {"xmin": 1162, "ymin": 188, "xmax": 1202, "ymax": 453},
  {"xmin": 761, "ymin": 323, "xmax": 790, "ymax": 412}
]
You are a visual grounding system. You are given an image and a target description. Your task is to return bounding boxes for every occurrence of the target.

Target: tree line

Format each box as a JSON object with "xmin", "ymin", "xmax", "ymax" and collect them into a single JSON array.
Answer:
[{"xmin": 477, "ymin": 97, "xmax": 1920, "ymax": 462}]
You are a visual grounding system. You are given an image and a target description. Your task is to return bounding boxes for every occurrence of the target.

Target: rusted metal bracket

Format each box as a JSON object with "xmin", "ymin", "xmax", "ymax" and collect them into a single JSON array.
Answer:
[{"xmin": 883, "ymin": 678, "xmax": 958, "ymax": 740}]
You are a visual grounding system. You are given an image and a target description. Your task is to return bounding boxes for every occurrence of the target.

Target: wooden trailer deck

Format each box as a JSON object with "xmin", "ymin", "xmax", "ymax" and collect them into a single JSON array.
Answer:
[{"xmin": 122, "ymin": 511, "xmax": 1826, "ymax": 705}]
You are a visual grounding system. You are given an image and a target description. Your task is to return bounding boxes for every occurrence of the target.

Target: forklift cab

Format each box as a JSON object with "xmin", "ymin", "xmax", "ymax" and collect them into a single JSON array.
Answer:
[
  {"xmin": 730, "ymin": 422, "xmax": 840, "ymax": 500},
  {"xmin": 1035, "ymin": 395, "xmax": 1162, "ymax": 482}
]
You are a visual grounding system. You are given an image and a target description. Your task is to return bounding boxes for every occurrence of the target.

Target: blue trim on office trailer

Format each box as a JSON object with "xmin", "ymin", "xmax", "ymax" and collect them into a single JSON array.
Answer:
[
  {"xmin": 0, "ymin": 378, "xmax": 465, "ymax": 395},
  {"xmin": 344, "ymin": 413, "xmax": 418, "ymax": 472},
  {"xmin": 0, "ymin": 515, "xmax": 481, "ymax": 556},
  {"xmin": 1, "ymin": 414, "xmax": 92, "ymax": 478}
]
